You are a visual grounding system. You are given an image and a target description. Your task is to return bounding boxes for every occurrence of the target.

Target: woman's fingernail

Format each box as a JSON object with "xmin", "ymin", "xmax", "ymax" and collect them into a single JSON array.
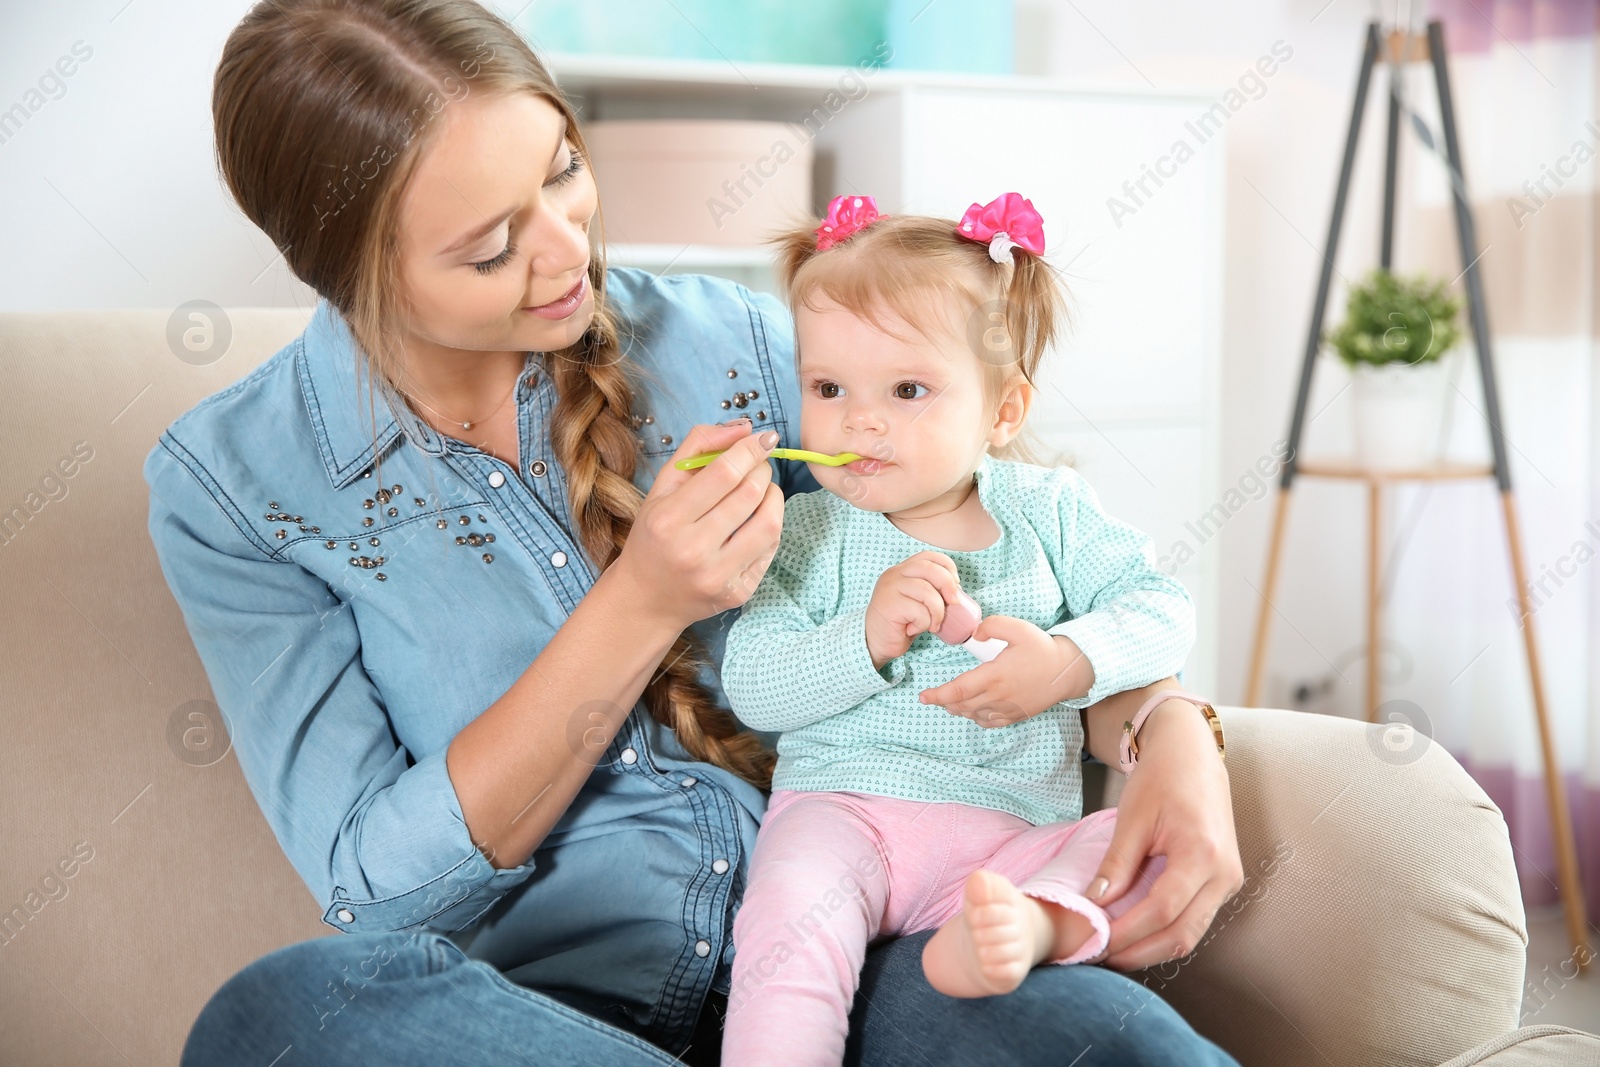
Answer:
[
  {"xmin": 1088, "ymin": 877, "xmax": 1110, "ymax": 900},
  {"xmin": 759, "ymin": 430, "xmax": 779, "ymax": 449},
  {"xmin": 721, "ymin": 416, "xmax": 752, "ymax": 426}
]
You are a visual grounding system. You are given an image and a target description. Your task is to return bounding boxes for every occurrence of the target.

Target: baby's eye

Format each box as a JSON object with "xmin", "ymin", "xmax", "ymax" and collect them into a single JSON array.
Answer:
[
  {"xmin": 894, "ymin": 381, "xmax": 930, "ymax": 400},
  {"xmin": 814, "ymin": 380, "xmax": 841, "ymax": 399}
]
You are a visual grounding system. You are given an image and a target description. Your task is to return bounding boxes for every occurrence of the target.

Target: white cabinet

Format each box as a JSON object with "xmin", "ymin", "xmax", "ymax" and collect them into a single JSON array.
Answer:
[{"xmin": 555, "ymin": 56, "xmax": 1224, "ymax": 694}]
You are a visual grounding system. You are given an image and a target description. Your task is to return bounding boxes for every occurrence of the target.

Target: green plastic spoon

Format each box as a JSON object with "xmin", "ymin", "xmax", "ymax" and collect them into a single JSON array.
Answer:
[{"xmin": 675, "ymin": 448, "xmax": 863, "ymax": 471}]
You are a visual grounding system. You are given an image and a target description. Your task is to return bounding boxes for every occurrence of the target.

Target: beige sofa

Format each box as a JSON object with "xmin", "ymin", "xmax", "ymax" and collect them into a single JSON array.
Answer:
[{"xmin": 2, "ymin": 308, "xmax": 1595, "ymax": 1066}]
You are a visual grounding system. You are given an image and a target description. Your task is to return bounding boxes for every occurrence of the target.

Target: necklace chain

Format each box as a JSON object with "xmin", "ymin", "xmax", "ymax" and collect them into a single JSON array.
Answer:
[{"xmin": 401, "ymin": 364, "xmax": 524, "ymax": 431}]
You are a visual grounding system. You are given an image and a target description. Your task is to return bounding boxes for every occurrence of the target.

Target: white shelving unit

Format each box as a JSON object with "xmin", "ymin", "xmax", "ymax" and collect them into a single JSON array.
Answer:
[{"xmin": 554, "ymin": 54, "xmax": 1226, "ymax": 694}]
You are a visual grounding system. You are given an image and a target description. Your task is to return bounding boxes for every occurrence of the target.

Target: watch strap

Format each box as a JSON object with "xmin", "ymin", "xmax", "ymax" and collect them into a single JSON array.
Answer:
[{"xmin": 1118, "ymin": 690, "xmax": 1225, "ymax": 775}]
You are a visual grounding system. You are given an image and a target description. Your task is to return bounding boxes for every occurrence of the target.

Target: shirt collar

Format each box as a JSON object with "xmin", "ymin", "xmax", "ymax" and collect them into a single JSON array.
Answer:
[{"xmin": 297, "ymin": 300, "xmax": 456, "ymax": 489}]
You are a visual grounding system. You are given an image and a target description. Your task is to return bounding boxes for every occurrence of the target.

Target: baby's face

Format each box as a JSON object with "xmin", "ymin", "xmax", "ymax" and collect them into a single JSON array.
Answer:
[{"xmin": 795, "ymin": 295, "xmax": 995, "ymax": 514}]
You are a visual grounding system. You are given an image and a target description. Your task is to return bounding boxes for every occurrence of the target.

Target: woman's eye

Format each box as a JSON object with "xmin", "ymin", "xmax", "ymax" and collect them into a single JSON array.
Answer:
[
  {"xmin": 471, "ymin": 240, "xmax": 517, "ymax": 275},
  {"xmin": 548, "ymin": 147, "xmax": 585, "ymax": 188},
  {"xmin": 894, "ymin": 381, "xmax": 930, "ymax": 400}
]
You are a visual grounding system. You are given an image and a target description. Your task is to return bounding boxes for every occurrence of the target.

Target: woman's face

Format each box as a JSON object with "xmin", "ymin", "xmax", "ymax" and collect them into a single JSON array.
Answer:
[{"xmin": 395, "ymin": 90, "xmax": 598, "ymax": 357}]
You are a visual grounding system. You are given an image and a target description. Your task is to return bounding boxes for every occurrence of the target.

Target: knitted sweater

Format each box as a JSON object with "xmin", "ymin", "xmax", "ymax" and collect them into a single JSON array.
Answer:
[{"xmin": 721, "ymin": 452, "xmax": 1194, "ymax": 826}]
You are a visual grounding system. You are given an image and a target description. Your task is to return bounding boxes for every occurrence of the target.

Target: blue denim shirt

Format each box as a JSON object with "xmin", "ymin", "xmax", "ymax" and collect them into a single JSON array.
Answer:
[{"xmin": 143, "ymin": 268, "xmax": 820, "ymax": 1055}]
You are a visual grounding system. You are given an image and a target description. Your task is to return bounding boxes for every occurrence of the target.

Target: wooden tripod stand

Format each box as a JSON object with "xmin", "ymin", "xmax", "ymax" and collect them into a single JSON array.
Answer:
[{"xmin": 1242, "ymin": 20, "xmax": 1591, "ymax": 968}]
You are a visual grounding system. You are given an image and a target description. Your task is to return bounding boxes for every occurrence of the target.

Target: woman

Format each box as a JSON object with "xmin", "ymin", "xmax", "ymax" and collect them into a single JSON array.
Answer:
[{"xmin": 151, "ymin": 2, "xmax": 1245, "ymax": 1063}]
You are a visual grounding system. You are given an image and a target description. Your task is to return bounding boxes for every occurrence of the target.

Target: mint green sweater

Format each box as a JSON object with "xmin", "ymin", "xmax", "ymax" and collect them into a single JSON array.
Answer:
[{"xmin": 722, "ymin": 453, "xmax": 1194, "ymax": 825}]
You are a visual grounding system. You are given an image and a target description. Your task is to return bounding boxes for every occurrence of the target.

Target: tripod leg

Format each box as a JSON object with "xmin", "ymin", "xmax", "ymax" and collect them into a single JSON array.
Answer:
[
  {"xmin": 1245, "ymin": 488, "xmax": 1293, "ymax": 708},
  {"xmin": 1366, "ymin": 481, "xmax": 1382, "ymax": 722},
  {"xmin": 1254, "ymin": 25, "xmax": 1379, "ymax": 708},
  {"xmin": 1501, "ymin": 490, "xmax": 1592, "ymax": 971},
  {"xmin": 1381, "ymin": 62, "xmax": 1400, "ymax": 270},
  {"xmin": 1279, "ymin": 23, "xmax": 1381, "ymax": 489}
]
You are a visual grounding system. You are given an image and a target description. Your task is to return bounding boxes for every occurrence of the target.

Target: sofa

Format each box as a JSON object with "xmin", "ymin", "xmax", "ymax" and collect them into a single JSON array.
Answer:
[{"xmin": 2, "ymin": 307, "xmax": 1596, "ymax": 1066}]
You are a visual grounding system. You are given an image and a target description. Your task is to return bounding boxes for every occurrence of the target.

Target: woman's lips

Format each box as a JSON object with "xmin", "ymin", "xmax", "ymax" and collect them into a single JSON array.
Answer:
[{"xmin": 523, "ymin": 273, "xmax": 588, "ymax": 319}]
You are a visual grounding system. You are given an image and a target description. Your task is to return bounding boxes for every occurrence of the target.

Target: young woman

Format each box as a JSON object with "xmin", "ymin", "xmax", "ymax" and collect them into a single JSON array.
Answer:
[{"xmin": 152, "ymin": 2, "xmax": 1244, "ymax": 1063}]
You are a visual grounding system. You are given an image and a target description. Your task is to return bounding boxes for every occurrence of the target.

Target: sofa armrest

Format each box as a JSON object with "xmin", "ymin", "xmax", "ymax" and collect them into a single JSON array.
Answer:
[{"xmin": 1144, "ymin": 706, "xmax": 1527, "ymax": 1067}]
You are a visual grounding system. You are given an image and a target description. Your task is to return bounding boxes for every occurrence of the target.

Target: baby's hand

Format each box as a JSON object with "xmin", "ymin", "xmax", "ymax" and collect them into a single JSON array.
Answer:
[
  {"xmin": 864, "ymin": 551, "xmax": 963, "ymax": 670},
  {"xmin": 919, "ymin": 617, "xmax": 1089, "ymax": 728}
]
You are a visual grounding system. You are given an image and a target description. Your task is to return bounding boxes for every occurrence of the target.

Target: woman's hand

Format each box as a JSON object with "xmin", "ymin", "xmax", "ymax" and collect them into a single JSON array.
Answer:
[
  {"xmin": 864, "ymin": 551, "xmax": 962, "ymax": 670},
  {"xmin": 611, "ymin": 419, "xmax": 783, "ymax": 630},
  {"xmin": 917, "ymin": 619, "xmax": 1092, "ymax": 727},
  {"xmin": 1081, "ymin": 686, "xmax": 1243, "ymax": 971}
]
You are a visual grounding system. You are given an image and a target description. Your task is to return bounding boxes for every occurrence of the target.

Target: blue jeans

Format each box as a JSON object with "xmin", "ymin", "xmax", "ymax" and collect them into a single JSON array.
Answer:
[{"xmin": 181, "ymin": 928, "xmax": 1240, "ymax": 1066}]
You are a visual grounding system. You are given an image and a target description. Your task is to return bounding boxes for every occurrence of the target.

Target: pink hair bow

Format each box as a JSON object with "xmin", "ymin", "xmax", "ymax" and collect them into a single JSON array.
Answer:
[
  {"xmin": 957, "ymin": 192, "xmax": 1045, "ymax": 262},
  {"xmin": 815, "ymin": 194, "xmax": 885, "ymax": 250}
]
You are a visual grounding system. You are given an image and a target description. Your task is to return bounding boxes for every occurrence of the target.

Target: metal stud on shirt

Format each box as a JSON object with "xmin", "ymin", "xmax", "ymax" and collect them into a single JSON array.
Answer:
[{"xmin": 488, "ymin": 470, "xmax": 506, "ymax": 488}]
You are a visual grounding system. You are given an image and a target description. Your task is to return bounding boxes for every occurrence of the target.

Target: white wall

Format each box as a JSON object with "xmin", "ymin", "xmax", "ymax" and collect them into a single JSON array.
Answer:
[{"xmin": 0, "ymin": 1, "xmax": 317, "ymax": 312}]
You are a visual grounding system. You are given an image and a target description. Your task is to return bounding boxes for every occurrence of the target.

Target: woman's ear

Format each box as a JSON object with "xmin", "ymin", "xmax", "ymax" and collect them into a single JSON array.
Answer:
[{"xmin": 987, "ymin": 378, "xmax": 1033, "ymax": 450}]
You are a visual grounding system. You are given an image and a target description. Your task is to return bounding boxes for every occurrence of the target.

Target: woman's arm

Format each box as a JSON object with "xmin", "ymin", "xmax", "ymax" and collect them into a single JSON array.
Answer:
[
  {"xmin": 150, "ymin": 418, "xmax": 782, "ymax": 943},
  {"xmin": 449, "ymin": 421, "xmax": 784, "ymax": 869},
  {"xmin": 1080, "ymin": 678, "xmax": 1244, "ymax": 971}
]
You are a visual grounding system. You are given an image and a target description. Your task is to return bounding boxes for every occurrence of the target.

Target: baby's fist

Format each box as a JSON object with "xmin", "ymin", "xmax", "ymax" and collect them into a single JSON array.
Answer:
[{"xmin": 864, "ymin": 551, "xmax": 963, "ymax": 670}]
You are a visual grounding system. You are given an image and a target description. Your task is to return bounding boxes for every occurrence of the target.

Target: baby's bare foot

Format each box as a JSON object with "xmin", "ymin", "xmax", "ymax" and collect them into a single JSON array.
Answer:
[{"xmin": 921, "ymin": 870, "xmax": 1057, "ymax": 997}]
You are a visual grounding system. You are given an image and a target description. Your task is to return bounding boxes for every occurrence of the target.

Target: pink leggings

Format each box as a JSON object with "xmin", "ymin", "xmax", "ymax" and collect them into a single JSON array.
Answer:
[{"xmin": 722, "ymin": 789, "xmax": 1163, "ymax": 1067}]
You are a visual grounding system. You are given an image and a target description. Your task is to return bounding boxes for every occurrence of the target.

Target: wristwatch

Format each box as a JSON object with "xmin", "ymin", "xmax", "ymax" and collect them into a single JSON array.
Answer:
[{"xmin": 1118, "ymin": 690, "xmax": 1225, "ymax": 775}]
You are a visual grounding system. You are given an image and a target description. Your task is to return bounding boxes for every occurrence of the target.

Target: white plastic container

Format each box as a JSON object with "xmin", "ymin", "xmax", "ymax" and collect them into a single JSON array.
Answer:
[{"xmin": 582, "ymin": 120, "xmax": 814, "ymax": 247}]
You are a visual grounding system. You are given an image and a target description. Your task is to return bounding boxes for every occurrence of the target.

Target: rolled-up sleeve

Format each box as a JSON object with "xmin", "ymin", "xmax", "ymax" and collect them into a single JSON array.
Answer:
[
  {"xmin": 144, "ymin": 436, "xmax": 536, "ymax": 934},
  {"xmin": 1045, "ymin": 468, "xmax": 1195, "ymax": 709}
]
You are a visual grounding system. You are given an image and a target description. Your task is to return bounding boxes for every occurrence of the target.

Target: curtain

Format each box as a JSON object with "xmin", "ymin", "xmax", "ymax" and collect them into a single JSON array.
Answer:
[{"xmin": 1388, "ymin": 0, "xmax": 1598, "ymax": 924}]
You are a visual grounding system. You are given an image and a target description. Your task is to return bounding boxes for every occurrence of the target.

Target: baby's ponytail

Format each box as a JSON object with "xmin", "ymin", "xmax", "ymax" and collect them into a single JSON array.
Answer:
[{"xmin": 997, "ymin": 247, "xmax": 1068, "ymax": 387}]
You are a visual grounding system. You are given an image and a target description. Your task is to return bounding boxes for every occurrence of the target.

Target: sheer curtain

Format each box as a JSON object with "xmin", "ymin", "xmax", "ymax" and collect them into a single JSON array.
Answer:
[{"xmin": 1386, "ymin": 0, "xmax": 1599, "ymax": 920}]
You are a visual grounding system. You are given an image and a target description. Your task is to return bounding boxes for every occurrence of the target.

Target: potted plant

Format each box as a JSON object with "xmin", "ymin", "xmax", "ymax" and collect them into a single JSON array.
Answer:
[{"xmin": 1326, "ymin": 269, "xmax": 1463, "ymax": 471}]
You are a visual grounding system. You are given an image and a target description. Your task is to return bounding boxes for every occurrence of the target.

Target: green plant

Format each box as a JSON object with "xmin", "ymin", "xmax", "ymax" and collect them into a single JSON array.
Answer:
[{"xmin": 1327, "ymin": 269, "xmax": 1462, "ymax": 368}]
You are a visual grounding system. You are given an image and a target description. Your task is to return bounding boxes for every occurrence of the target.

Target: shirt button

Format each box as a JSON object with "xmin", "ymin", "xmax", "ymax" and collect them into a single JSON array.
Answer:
[
  {"xmin": 712, "ymin": 859, "xmax": 730, "ymax": 875},
  {"xmin": 681, "ymin": 776, "xmax": 697, "ymax": 788},
  {"xmin": 530, "ymin": 459, "xmax": 547, "ymax": 477},
  {"xmin": 551, "ymin": 551, "xmax": 568, "ymax": 568},
  {"xmin": 694, "ymin": 939, "xmax": 711, "ymax": 957},
  {"xmin": 488, "ymin": 470, "xmax": 506, "ymax": 488},
  {"xmin": 620, "ymin": 747, "xmax": 638, "ymax": 765},
  {"xmin": 336, "ymin": 908, "xmax": 355, "ymax": 924}
]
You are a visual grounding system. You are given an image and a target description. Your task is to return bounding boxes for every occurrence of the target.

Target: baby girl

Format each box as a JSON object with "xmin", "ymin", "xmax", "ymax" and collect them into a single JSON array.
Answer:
[{"xmin": 718, "ymin": 192, "xmax": 1196, "ymax": 1067}]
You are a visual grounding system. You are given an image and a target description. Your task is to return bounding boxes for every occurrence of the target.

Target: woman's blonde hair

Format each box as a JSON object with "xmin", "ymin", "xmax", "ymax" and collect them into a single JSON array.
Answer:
[
  {"xmin": 769, "ymin": 210, "xmax": 1071, "ymax": 466},
  {"xmin": 213, "ymin": 0, "xmax": 775, "ymax": 790}
]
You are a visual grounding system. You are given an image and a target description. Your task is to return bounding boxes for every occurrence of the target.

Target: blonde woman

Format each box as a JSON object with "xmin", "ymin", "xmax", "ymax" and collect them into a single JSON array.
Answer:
[{"xmin": 152, "ymin": 2, "xmax": 1244, "ymax": 1064}]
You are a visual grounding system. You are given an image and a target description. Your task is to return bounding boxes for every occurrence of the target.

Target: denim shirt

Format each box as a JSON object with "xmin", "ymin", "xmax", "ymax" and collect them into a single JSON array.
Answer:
[{"xmin": 143, "ymin": 267, "xmax": 820, "ymax": 1055}]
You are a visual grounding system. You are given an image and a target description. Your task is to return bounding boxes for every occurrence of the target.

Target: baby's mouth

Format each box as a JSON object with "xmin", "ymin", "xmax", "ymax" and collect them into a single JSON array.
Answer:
[{"xmin": 845, "ymin": 458, "xmax": 890, "ymax": 475}]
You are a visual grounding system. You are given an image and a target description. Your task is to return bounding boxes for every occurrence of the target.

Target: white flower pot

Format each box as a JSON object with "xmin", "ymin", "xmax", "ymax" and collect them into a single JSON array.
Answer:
[{"xmin": 1348, "ymin": 357, "xmax": 1451, "ymax": 471}]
